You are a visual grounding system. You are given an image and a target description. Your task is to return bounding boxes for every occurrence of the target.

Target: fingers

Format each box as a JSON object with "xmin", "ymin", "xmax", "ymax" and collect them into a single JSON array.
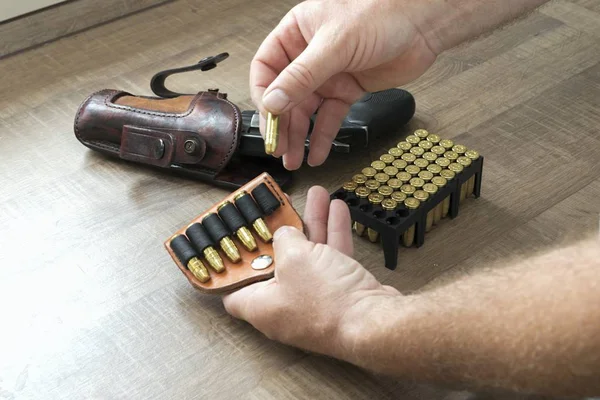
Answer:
[
  {"xmin": 262, "ymin": 30, "xmax": 346, "ymax": 115},
  {"xmin": 302, "ymin": 186, "xmax": 331, "ymax": 244},
  {"xmin": 282, "ymin": 94, "xmax": 321, "ymax": 170},
  {"xmin": 272, "ymin": 225, "xmax": 310, "ymax": 258},
  {"xmin": 223, "ymin": 279, "xmax": 276, "ymax": 321},
  {"xmin": 326, "ymin": 199, "xmax": 353, "ymax": 257},
  {"xmin": 306, "ymin": 98, "xmax": 352, "ymax": 167}
]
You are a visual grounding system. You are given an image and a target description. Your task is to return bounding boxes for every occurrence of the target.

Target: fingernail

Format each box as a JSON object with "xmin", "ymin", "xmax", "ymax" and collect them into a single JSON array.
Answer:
[
  {"xmin": 263, "ymin": 89, "xmax": 290, "ymax": 114},
  {"xmin": 274, "ymin": 226, "xmax": 292, "ymax": 240}
]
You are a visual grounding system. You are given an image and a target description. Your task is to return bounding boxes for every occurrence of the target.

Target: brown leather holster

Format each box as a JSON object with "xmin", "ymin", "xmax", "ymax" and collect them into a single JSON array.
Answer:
[{"xmin": 74, "ymin": 53, "xmax": 291, "ymax": 189}]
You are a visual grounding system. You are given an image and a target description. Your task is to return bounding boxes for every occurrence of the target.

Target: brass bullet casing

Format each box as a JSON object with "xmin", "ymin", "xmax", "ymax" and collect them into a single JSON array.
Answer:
[
  {"xmin": 457, "ymin": 156, "xmax": 472, "ymax": 168},
  {"xmin": 388, "ymin": 147, "xmax": 403, "ymax": 158},
  {"xmin": 431, "ymin": 145, "xmax": 446, "ymax": 156},
  {"xmin": 387, "ymin": 178, "xmax": 402, "ymax": 190},
  {"xmin": 382, "ymin": 198, "xmax": 397, "ymax": 211},
  {"xmin": 427, "ymin": 133, "xmax": 441, "ymax": 144},
  {"xmin": 401, "ymin": 153, "xmax": 417, "ymax": 164},
  {"xmin": 406, "ymin": 135, "xmax": 421, "ymax": 145},
  {"xmin": 355, "ymin": 186, "xmax": 371, "ymax": 199},
  {"xmin": 375, "ymin": 172, "xmax": 390, "ymax": 184},
  {"xmin": 393, "ymin": 159, "xmax": 408, "ymax": 170},
  {"xmin": 439, "ymin": 139, "xmax": 454, "ymax": 150},
  {"xmin": 203, "ymin": 247, "xmax": 226, "ymax": 273},
  {"xmin": 391, "ymin": 191, "xmax": 407, "ymax": 203},
  {"xmin": 465, "ymin": 149, "xmax": 480, "ymax": 160},
  {"xmin": 380, "ymin": 154, "xmax": 396, "ymax": 165},
  {"xmin": 414, "ymin": 129, "xmax": 429, "ymax": 139},
  {"xmin": 378, "ymin": 185, "xmax": 394, "ymax": 197},
  {"xmin": 418, "ymin": 170, "xmax": 434, "ymax": 182},
  {"xmin": 414, "ymin": 158, "xmax": 429, "ymax": 169},
  {"xmin": 236, "ymin": 227, "xmax": 258, "ymax": 253},
  {"xmin": 423, "ymin": 152, "xmax": 438, "ymax": 162},
  {"xmin": 343, "ymin": 181, "xmax": 358, "ymax": 192},
  {"xmin": 410, "ymin": 177, "xmax": 425, "ymax": 189},
  {"xmin": 410, "ymin": 146, "xmax": 425, "ymax": 157},
  {"xmin": 383, "ymin": 166, "xmax": 399, "ymax": 177},
  {"xmin": 367, "ymin": 193, "xmax": 383, "ymax": 243},
  {"xmin": 367, "ymin": 228, "xmax": 380, "ymax": 243},
  {"xmin": 220, "ymin": 237, "xmax": 241, "ymax": 263},
  {"xmin": 371, "ymin": 160, "xmax": 386, "ymax": 171},
  {"xmin": 368, "ymin": 192, "xmax": 384, "ymax": 205},
  {"xmin": 252, "ymin": 218, "xmax": 273, "ymax": 244},
  {"xmin": 452, "ymin": 144, "xmax": 467, "ymax": 155},
  {"xmin": 401, "ymin": 184, "xmax": 416, "ymax": 196},
  {"xmin": 427, "ymin": 164, "xmax": 442, "ymax": 175},
  {"xmin": 218, "ymin": 201, "xmax": 258, "ymax": 252},
  {"xmin": 396, "ymin": 171, "xmax": 412, "ymax": 183},
  {"xmin": 402, "ymin": 197, "xmax": 421, "ymax": 247},
  {"xmin": 352, "ymin": 174, "xmax": 367, "ymax": 185},
  {"xmin": 419, "ymin": 140, "xmax": 433, "ymax": 150},
  {"xmin": 397, "ymin": 141, "xmax": 412, "ymax": 152},
  {"xmin": 188, "ymin": 257, "xmax": 211, "ymax": 283},
  {"xmin": 435, "ymin": 157, "xmax": 451, "ymax": 168},
  {"xmin": 448, "ymin": 162, "xmax": 464, "ymax": 174},
  {"xmin": 440, "ymin": 169, "xmax": 456, "ymax": 218},
  {"xmin": 353, "ymin": 221, "xmax": 366, "ymax": 236},
  {"xmin": 405, "ymin": 165, "xmax": 421, "ymax": 177},
  {"xmin": 365, "ymin": 180, "xmax": 380, "ymax": 191},
  {"xmin": 444, "ymin": 151, "xmax": 459, "ymax": 162},
  {"xmin": 431, "ymin": 176, "xmax": 448, "ymax": 224},
  {"xmin": 265, "ymin": 113, "xmax": 279, "ymax": 155},
  {"xmin": 413, "ymin": 190, "xmax": 430, "ymax": 203},
  {"xmin": 423, "ymin": 183, "xmax": 438, "ymax": 232},
  {"xmin": 362, "ymin": 167, "xmax": 377, "ymax": 178},
  {"xmin": 465, "ymin": 149, "xmax": 480, "ymax": 196}
]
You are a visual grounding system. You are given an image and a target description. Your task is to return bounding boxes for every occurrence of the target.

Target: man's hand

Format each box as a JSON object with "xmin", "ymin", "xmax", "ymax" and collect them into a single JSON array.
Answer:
[
  {"xmin": 222, "ymin": 186, "xmax": 399, "ymax": 358},
  {"xmin": 251, "ymin": 0, "xmax": 437, "ymax": 170}
]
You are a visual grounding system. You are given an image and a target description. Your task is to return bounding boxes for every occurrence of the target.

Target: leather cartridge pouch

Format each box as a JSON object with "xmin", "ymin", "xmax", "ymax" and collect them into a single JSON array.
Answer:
[
  {"xmin": 164, "ymin": 173, "xmax": 303, "ymax": 294},
  {"xmin": 73, "ymin": 53, "xmax": 291, "ymax": 189}
]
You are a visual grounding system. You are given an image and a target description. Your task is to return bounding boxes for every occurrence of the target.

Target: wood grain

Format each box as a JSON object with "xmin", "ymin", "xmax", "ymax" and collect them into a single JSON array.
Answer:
[
  {"xmin": 0, "ymin": 0, "xmax": 599, "ymax": 399},
  {"xmin": 0, "ymin": 0, "xmax": 172, "ymax": 58}
]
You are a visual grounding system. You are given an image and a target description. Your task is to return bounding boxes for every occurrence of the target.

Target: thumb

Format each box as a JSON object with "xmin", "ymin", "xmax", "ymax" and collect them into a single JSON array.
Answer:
[
  {"xmin": 262, "ymin": 31, "xmax": 346, "ymax": 114},
  {"xmin": 272, "ymin": 225, "xmax": 310, "ymax": 260}
]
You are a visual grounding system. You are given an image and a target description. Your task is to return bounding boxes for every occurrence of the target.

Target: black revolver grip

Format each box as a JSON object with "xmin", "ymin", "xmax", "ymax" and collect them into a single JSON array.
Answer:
[{"xmin": 343, "ymin": 88, "xmax": 416, "ymax": 140}]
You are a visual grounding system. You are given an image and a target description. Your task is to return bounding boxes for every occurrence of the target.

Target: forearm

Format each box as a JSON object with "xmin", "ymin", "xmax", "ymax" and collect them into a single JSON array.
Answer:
[
  {"xmin": 341, "ymin": 237, "xmax": 600, "ymax": 396},
  {"xmin": 401, "ymin": 0, "xmax": 552, "ymax": 54}
]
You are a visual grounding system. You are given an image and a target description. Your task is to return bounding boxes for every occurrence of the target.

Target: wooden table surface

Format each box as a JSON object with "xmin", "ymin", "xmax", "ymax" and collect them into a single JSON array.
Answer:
[{"xmin": 1, "ymin": 0, "xmax": 599, "ymax": 399}]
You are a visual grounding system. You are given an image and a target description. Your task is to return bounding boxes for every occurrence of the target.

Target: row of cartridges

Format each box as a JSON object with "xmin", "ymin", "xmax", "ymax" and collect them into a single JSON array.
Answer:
[
  {"xmin": 169, "ymin": 183, "xmax": 281, "ymax": 283},
  {"xmin": 344, "ymin": 129, "xmax": 480, "ymax": 246}
]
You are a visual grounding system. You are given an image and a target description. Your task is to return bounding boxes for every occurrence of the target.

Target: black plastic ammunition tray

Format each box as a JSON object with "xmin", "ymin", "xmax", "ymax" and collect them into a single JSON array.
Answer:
[{"xmin": 330, "ymin": 130, "xmax": 483, "ymax": 270}]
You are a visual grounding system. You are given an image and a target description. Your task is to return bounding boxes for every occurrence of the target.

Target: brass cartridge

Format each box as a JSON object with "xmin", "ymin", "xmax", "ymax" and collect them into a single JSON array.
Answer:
[
  {"xmin": 423, "ymin": 183, "xmax": 439, "ymax": 232},
  {"xmin": 401, "ymin": 153, "xmax": 417, "ymax": 164},
  {"xmin": 418, "ymin": 140, "xmax": 433, "ymax": 150},
  {"xmin": 374, "ymin": 173, "xmax": 390, "ymax": 184},
  {"xmin": 431, "ymin": 176, "xmax": 448, "ymax": 224},
  {"xmin": 378, "ymin": 185, "xmax": 394, "ymax": 197},
  {"xmin": 410, "ymin": 146, "xmax": 425, "ymax": 157},
  {"xmin": 371, "ymin": 160, "xmax": 386, "ymax": 171},
  {"xmin": 392, "ymin": 159, "xmax": 408, "ymax": 170},
  {"xmin": 418, "ymin": 170, "xmax": 434, "ymax": 182},
  {"xmin": 380, "ymin": 154, "xmax": 396, "ymax": 165},
  {"xmin": 414, "ymin": 158, "xmax": 429, "ymax": 169},
  {"xmin": 387, "ymin": 178, "xmax": 402, "ymax": 190},
  {"xmin": 367, "ymin": 193, "xmax": 384, "ymax": 243},
  {"xmin": 383, "ymin": 166, "xmax": 399, "ymax": 177},
  {"xmin": 365, "ymin": 179, "xmax": 381, "ymax": 191},
  {"xmin": 409, "ymin": 177, "xmax": 425, "ymax": 190},
  {"xmin": 440, "ymin": 169, "xmax": 456, "ymax": 217},
  {"xmin": 355, "ymin": 186, "xmax": 371, "ymax": 199},
  {"xmin": 388, "ymin": 147, "xmax": 403, "ymax": 158},
  {"xmin": 427, "ymin": 164, "xmax": 442, "ymax": 175},
  {"xmin": 402, "ymin": 197, "xmax": 421, "ymax": 247},
  {"xmin": 427, "ymin": 133, "xmax": 441, "ymax": 144},
  {"xmin": 439, "ymin": 139, "xmax": 454, "ymax": 150},
  {"xmin": 352, "ymin": 174, "xmax": 367, "ymax": 185},
  {"xmin": 343, "ymin": 181, "xmax": 358, "ymax": 192},
  {"xmin": 391, "ymin": 191, "xmax": 407, "ymax": 203},
  {"xmin": 431, "ymin": 145, "xmax": 446, "ymax": 156},
  {"xmin": 465, "ymin": 149, "xmax": 480, "ymax": 195},
  {"xmin": 406, "ymin": 135, "xmax": 421, "ymax": 145},
  {"xmin": 396, "ymin": 171, "xmax": 412, "ymax": 184},
  {"xmin": 452, "ymin": 144, "xmax": 467, "ymax": 155},
  {"xmin": 397, "ymin": 141, "xmax": 412, "ymax": 152},
  {"xmin": 405, "ymin": 165, "xmax": 421, "ymax": 177},
  {"xmin": 414, "ymin": 129, "xmax": 429, "ymax": 139},
  {"xmin": 400, "ymin": 184, "xmax": 416, "ymax": 197},
  {"xmin": 362, "ymin": 167, "xmax": 377, "ymax": 178},
  {"xmin": 444, "ymin": 150, "xmax": 459, "ymax": 162},
  {"xmin": 265, "ymin": 113, "xmax": 279, "ymax": 155},
  {"xmin": 435, "ymin": 157, "xmax": 451, "ymax": 168},
  {"xmin": 382, "ymin": 198, "xmax": 397, "ymax": 211},
  {"xmin": 423, "ymin": 152, "xmax": 438, "ymax": 163}
]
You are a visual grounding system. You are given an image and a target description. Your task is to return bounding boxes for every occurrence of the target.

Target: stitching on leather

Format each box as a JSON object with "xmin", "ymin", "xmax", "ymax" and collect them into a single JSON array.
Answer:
[
  {"xmin": 216, "ymin": 96, "xmax": 241, "ymax": 171},
  {"xmin": 74, "ymin": 89, "xmax": 117, "ymax": 142},
  {"xmin": 104, "ymin": 91, "xmax": 204, "ymax": 117},
  {"xmin": 265, "ymin": 178, "xmax": 286, "ymax": 206}
]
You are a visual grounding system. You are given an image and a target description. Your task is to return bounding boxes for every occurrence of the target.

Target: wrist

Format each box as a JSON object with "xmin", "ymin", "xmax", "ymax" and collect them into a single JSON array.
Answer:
[{"xmin": 335, "ymin": 290, "xmax": 421, "ymax": 373}]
